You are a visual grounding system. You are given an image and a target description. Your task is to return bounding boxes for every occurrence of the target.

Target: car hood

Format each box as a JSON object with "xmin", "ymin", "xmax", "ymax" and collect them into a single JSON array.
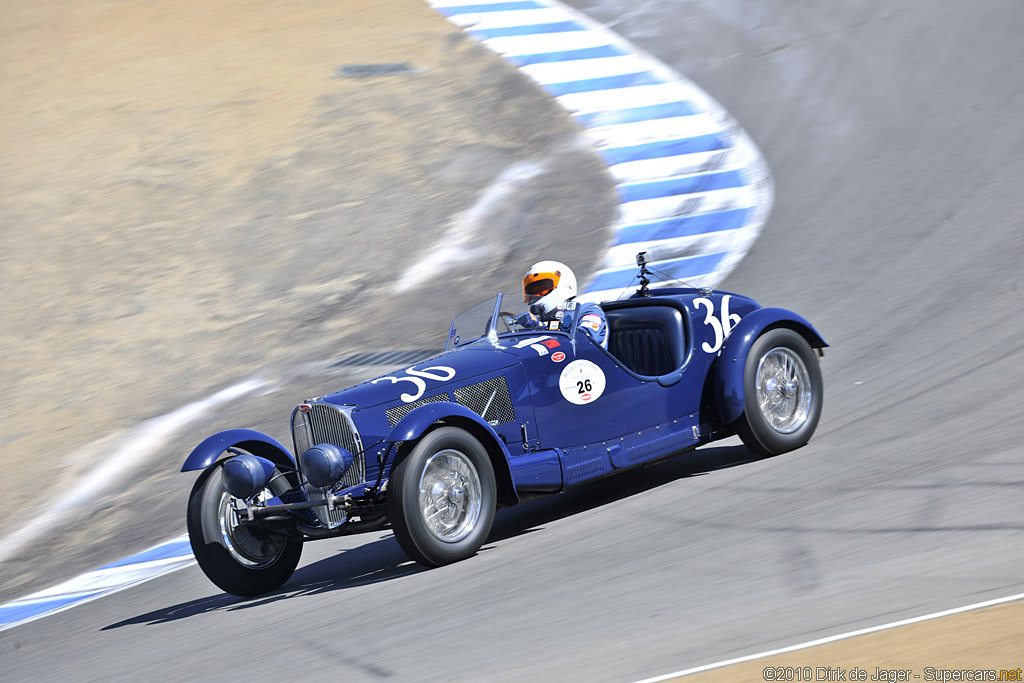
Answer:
[{"xmin": 321, "ymin": 341, "xmax": 520, "ymax": 411}]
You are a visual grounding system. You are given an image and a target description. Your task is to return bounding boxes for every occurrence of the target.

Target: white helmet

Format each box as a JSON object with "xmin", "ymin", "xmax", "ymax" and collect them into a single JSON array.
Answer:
[{"xmin": 523, "ymin": 260, "xmax": 577, "ymax": 317}]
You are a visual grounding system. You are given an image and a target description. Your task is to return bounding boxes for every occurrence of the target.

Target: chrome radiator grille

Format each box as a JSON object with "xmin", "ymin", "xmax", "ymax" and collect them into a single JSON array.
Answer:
[{"xmin": 292, "ymin": 402, "xmax": 365, "ymax": 528}]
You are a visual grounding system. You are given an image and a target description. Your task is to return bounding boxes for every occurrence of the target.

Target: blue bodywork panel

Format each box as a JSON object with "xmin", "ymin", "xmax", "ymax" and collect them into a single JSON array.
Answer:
[
  {"xmin": 181, "ymin": 428, "xmax": 295, "ymax": 472},
  {"xmin": 508, "ymin": 448, "xmax": 563, "ymax": 493}
]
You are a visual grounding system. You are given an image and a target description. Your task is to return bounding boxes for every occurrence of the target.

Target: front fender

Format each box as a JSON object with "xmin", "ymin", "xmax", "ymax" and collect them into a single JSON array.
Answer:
[
  {"xmin": 387, "ymin": 402, "xmax": 500, "ymax": 444},
  {"xmin": 714, "ymin": 308, "xmax": 828, "ymax": 425},
  {"xmin": 181, "ymin": 428, "xmax": 296, "ymax": 473},
  {"xmin": 387, "ymin": 402, "xmax": 519, "ymax": 506}
]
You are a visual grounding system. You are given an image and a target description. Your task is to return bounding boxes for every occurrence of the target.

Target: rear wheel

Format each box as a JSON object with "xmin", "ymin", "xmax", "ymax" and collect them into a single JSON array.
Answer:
[
  {"xmin": 734, "ymin": 328, "xmax": 823, "ymax": 456},
  {"xmin": 187, "ymin": 462, "xmax": 302, "ymax": 596},
  {"xmin": 388, "ymin": 427, "xmax": 496, "ymax": 567}
]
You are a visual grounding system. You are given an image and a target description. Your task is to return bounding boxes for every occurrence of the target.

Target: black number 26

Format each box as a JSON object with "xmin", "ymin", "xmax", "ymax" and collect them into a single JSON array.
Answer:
[{"xmin": 576, "ymin": 379, "xmax": 593, "ymax": 394}]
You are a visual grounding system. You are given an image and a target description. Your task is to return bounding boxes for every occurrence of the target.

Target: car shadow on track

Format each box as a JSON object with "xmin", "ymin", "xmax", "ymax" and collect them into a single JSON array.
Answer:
[
  {"xmin": 103, "ymin": 444, "xmax": 759, "ymax": 629},
  {"xmin": 488, "ymin": 443, "xmax": 760, "ymax": 544},
  {"xmin": 101, "ymin": 536, "xmax": 423, "ymax": 629}
]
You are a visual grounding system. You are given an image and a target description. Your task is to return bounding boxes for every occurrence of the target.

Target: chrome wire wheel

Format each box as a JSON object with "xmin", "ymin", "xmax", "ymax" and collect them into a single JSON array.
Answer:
[
  {"xmin": 388, "ymin": 427, "xmax": 496, "ymax": 567},
  {"xmin": 216, "ymin": 490, "xmax": 287, "ymax": 569},
  {"xmin": 756, "ymin": 346, "xmax": 813, "ymax": 434},
  {"xmin": 735, "ymin": 328, "xmax": 823, "ymax": 457},
  {"xmin": 417, "ymin": 448, "xmax": 483, "ymax": 543}
]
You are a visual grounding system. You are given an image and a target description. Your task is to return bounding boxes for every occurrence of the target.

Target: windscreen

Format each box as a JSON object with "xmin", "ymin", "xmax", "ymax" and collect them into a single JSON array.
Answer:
[
  {"xmin": 446, "ymin": 295, "xmax": 499, "ymax": 350},
  {"xmin": 447, "ymin": 294, "xmax": 560, "ymax": 350},
  {"xmin": 495, "ymin": 293, "xmax": 532, "ymax": 334}
]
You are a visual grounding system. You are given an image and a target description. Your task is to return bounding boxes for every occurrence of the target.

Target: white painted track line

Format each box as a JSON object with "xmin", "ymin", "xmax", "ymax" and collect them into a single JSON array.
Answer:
[{"xmin": 629, "ymin": 592, "xmax": 1024, "ymax": 682}]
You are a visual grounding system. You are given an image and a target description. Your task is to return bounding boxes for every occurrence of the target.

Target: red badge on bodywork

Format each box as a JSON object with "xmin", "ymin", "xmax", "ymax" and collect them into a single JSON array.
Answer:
[
  {"xmin": 551, "ymin": 351, "xmax": 565, "ymax": 363},
  {"xmin": 541, "ymin": 338, "xmax": 560, "ymax": 349}
]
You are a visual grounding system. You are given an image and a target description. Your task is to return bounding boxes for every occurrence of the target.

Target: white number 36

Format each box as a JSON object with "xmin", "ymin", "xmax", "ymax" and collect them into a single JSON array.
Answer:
[
  {"xmin": 371, "ymin": 366, "xmax": 457, "ymax": 403},
  {"xmin": 694, "ymin": 295, "xmax": 742, "ymax": 354}
]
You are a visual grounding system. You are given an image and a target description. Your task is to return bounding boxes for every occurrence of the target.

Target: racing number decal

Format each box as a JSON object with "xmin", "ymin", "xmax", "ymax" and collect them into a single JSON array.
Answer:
[
  {"xmin": 694, "ymin": 295, "xmax": 742, "ymax": 354},
  {"xmin": 371, "ymin": 366, "xmax": 456, "ymax": 403},
  {"xmin": 558, "ymin": 359, "xmax": 606, "ymax": 405}
]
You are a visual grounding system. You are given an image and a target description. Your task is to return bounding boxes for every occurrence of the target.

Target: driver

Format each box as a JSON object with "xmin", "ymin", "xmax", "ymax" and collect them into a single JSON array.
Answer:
[{"xmin": 520, "ymin": 260, "xmax": 608, "ymax": 348}]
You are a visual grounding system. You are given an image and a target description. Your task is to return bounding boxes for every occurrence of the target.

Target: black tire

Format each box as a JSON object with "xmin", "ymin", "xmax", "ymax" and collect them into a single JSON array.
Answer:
[
  {"xmin": 388, "ymin": 427, "xmax": 496, "ymax": 567},
  {"xmin": 187, "ymin": 463, "xmax": 302, "ymax": 597},
  {"xmin": 733, "ymin": 328, "xmax": 823, "ymax": 457}
]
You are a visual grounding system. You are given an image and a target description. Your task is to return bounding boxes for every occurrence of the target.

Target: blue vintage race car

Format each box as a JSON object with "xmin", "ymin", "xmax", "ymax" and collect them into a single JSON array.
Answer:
[{"xmin": 182, "ymin": 263, "xmax": 826, "ymax": 596}]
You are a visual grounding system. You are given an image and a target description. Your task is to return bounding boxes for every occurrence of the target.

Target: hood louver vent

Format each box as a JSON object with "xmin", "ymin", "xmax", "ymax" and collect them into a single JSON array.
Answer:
[
  {"xmin": 454, "ymin": 376, "xmax": 515, "ymax": 427},
  {"xmin": 383, "ymin": 376, "xmax": 516, "ymax": 429},
  {"xmin": 386, "ymin": 393, "xmax": 449, "ymax": 428}
]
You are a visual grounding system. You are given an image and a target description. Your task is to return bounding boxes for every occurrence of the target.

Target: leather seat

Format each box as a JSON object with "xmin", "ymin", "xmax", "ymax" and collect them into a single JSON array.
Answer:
[{"xmin": 603, "ymin": 304, "xmax": 686, "ymax": 377}]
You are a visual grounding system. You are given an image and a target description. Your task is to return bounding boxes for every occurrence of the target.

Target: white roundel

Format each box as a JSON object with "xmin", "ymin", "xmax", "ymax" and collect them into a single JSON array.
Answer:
[{"xmin": 558, "ymin": 359, "xmax": 607, "ymax": 405}]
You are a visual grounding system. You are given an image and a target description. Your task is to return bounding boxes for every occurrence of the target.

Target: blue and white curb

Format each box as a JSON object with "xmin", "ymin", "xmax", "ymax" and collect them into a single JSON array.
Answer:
[
  {"xmin": 0, "ymin": 535, "xmax": 194, "ymax": 631},
  {"xmin": 428, "ymin": 0, "xmax": 774, "ymax": 301}
]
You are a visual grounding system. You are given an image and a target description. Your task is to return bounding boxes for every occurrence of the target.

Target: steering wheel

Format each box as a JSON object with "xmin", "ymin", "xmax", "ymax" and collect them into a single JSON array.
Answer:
[{"xmin": 498, "ymin": 311, "xmax": 518, "ymax": 331}]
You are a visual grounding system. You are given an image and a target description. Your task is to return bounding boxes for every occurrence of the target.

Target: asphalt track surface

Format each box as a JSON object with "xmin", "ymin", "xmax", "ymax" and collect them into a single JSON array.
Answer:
[{"xmin": 4, "ymin": 1, "xmax": 1024, "ymax": 681}]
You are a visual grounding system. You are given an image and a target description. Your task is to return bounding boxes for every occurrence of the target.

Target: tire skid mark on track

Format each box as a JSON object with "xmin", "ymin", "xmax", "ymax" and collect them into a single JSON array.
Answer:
[{"xmin": 428, "ymin": 0, "xmax": 773, "ymax": 301}]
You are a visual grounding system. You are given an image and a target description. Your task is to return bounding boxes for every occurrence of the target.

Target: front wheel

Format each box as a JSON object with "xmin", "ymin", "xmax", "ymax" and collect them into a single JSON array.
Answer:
[
  {"xmin": 187, "ymin": 462, "xmax": 302, "ymax": 596},
  {"xmin": 388, "ymin": 427, "xmax": 496, "ymax": 567},
  {"xmin": 734, "ymin": 328, "xmax": 823, "ymax": 457}
]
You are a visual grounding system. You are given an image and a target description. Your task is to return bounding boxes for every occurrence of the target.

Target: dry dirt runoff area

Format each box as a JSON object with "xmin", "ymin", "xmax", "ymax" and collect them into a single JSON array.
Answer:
[{"xmin": 0, "ymin": 0, "xmax": 616, "ymax": 597}]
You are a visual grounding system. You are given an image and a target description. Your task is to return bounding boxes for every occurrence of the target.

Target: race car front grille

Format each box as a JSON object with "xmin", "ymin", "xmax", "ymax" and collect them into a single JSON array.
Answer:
[
  {"xmin": 385, "ymin": 393, "xmax": 449, "ymax": 429},
  {"xmin": 454, "ymin": 376, "xmax": 515, "ymax": 426},
  {"xmin": 292, "ymin": 402, "xmax": 365, "ymax": 528}
]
